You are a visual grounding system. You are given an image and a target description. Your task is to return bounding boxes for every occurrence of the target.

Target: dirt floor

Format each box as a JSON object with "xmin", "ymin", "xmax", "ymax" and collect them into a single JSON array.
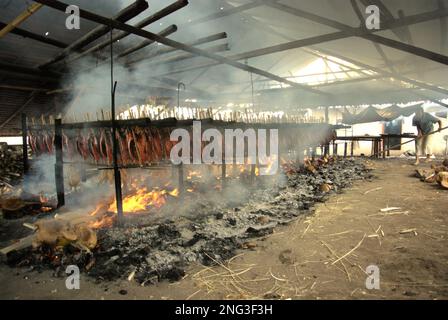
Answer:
[{"xmin": 1, "ymin": 158, "xmax": 447, "ymax": 300}]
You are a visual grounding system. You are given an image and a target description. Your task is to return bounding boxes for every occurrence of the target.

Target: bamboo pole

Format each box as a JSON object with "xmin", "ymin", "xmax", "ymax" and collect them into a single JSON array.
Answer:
[{"xmin": 0, "ymin": 3, "xmax": 43, "ymax": 38}]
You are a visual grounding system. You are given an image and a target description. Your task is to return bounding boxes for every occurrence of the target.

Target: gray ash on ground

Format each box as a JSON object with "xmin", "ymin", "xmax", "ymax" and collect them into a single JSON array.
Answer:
[{"xmin": 5, "ymin": 158, "xmax": 373, "ymax": 285}]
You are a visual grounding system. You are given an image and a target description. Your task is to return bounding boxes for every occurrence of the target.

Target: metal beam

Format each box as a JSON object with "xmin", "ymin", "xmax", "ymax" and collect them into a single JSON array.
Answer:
[
  {"xmin": 396, "ymin": 9, "xmax": 414, "ymax": 45},
  {"xmin": 182, "ymin": 0, "xmax": 271, "ymax": 27},
  {"xmin": 305, "ymin": 47, "xmax": 448, "ymax": 108},
  {"xmin": 75, "ymin": 25, "xmax": 178, "ymax": 73},
  {"xmin": 151, "ymin": 7, "xmax": 448, "ymax": 78},
  {"xmin": 305, "ymin": 48, "xmax": 448, "ymax": 108},
  {"xmin": 126, "ymin": 0, "xmax": 265, "ymax": 79},
  {"xmin": 145, "ymin": 44, "xmax": 230, "ymax": 66},
  {"xmin": 61, "ymin": 0, "xmax": 189, "ymax": 66},
  {"xmin": 0, "ymin": 62, "xmax": 61, "ymax": 82},
  {"xmin": 39, "ymin": 0, "xmax": 149, "ymax": 68},
  {"xmin": 117, "ymin": 24, "xmax": 178, "ymax": 58},
  {"xmin": 0, "ymin": 21, "xmax": 68, "ymax": 48},
  {"xmin": 34, "ymin": 0, "xmax": 326, "ymax": 96},
  {"xmin": 126, "ymin": 32, "xmax": 228, "ymax": 66},
  {"xmin": 0, "ymin": 3, "xmax": 43, "ymax": 38},
  {"xmin": 268, "ymin": 2, "xmax": 448, "ymax": 66},
  {"xmin": 350, "ymin": 0, "xmax": 397, "ymax": 73},
  {"xmin": 360, "ymin": 0, "xmax": 409, "ymax": 42}
]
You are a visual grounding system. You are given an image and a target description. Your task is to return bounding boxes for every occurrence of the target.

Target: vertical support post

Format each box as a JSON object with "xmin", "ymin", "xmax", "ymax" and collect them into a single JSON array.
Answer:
[
  {"xmin": 54, "ymin": 119, "xmax": 65, "ymax": 208},
  {"xmin": 177, "ymin": 164, "xmax": 184, "ymax": 193},
  {"xmin": 21, "ymin": 113, "xmax": 29, "ymax": 174},
  {"xmin": 250, "ymin": 164, "xmax": 256, "ymax": 184},
  {"xmin": 333, "ymin": 141, "xmax": 338, "ymax": 156},
  {"xmin": 109, "ymin": 27, "xmax": 123, "ymax": 225},
  {"xmin": 111, "ymin": 84, "xmax": 123, "ymax": 224},
  {"xmin": 324, "ymin": 143, "xmax": 329, "ymax": 156},
  {"xmin": 221, "ymin": 164, "xmax": 226, "ymax": 188},
  {"xmin": 350, "ymin": 141, "xmax": 354, "ymax": 157},
  {"xmin": 382, "ymin": 137, "xmax": 386, "ymax": 159},
  {"xmin": 387, "ymin": 137, "xmax": 391, "ymax": 157},
  {"xmin": 344, "ymin": 142, "xmax": 348, "ymax": 158},
  {"xmin": 374, "ymin": 139, "xmax": 379, "ymax": 158},
  {"xmin": 377, "ymin": 139, "xmax": 381, "ymax": 158}
]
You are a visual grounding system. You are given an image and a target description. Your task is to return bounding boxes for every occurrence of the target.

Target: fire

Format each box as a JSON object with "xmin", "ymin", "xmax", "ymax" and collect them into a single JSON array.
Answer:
[
  {"xmin": 187, "ymin": 170, "xmax": 202, "ymax": 180},
  {"xmin": 87, "ymin": 186, "xmax": 179, "ymax": 229},
  {"xmin": 108, "ymin": 187, "xmax": 179, "ymax": 213},
  {"xmin": 90, "ymin": 214, "xmax": 115, "ymax": 229}
]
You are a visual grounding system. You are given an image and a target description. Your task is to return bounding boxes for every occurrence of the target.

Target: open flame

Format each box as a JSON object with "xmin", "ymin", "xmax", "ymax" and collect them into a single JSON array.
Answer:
[
  {"xmin": 187, "ymin": 170, "xmax": 202, "ymax": 180},
  {"xmin": 109, "ymin": 187, "xmax": 179, "ymax": 213},
  {"xmin": 88, "ymin": 186, "xmax": 179, "ymax": 229}
]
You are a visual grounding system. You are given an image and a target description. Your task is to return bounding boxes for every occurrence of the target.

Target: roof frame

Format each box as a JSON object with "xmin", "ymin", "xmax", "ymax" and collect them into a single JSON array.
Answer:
[
  {"xmin": 267, "ymin": 1, "xmax": 448, "ymax": 66},
  {"xmin": 149, "ymin": 4, "xmax": 448, "ymax": 86},
  {"xmin": 33, "ymin": 0, "xmax": 327, "ymax": 96}
]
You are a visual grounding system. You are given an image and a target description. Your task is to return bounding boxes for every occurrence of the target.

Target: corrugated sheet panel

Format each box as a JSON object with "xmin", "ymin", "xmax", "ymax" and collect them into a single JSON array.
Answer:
[{"xmin": 0, "ymin": 88, "xmax": 56, "ymax": 136}]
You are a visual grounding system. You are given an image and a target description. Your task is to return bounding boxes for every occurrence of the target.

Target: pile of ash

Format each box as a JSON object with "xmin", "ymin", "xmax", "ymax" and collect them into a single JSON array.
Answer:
[{"xmin": 4, "ymin": 158, "xmax": 373, "ymax": 285}]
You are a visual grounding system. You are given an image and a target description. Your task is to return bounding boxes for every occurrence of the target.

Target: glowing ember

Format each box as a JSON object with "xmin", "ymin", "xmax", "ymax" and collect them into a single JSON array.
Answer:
[{"xmin": 187, "ymin": 170, "xmax": 202, "ymax": 180}]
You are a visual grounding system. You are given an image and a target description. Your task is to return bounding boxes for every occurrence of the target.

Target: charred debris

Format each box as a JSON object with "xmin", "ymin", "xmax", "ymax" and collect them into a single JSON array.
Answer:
[{"xmin": 4, "ymin": 158, "xmax": 373, "ymax": 285}]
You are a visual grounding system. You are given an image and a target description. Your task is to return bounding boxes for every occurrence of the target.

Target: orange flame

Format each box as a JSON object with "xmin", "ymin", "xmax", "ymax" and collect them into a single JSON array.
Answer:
[
  {"xmin": 88, "ymin": 187, "xmax": 179, "ymax": 229},
  {"xmin": 108, "ymin": 187, "xmax": 179, "ymax": 213},
  {"xmin": 187, "ymin": 170, "xmax": 202, "ymax": 180}
]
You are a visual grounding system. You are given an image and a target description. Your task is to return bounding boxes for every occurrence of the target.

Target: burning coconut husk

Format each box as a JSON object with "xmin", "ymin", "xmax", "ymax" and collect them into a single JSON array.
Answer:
[
  {"xmin": 33, "ymin": 219, "xmax": 97, "ymax": 251},
  {"xmin": 2, "ymin": 158, "xmax": 373, "ymax": 285}
]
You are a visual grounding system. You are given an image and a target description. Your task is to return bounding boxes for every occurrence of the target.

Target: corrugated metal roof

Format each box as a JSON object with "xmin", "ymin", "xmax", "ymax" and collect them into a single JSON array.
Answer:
[
  {"xmin": 0, "ymin": 0, "xmax": 447, "ymax": 135},
  {"xmin": 0, "ymin": 87, "xmax": 57, "ymax": 135}
]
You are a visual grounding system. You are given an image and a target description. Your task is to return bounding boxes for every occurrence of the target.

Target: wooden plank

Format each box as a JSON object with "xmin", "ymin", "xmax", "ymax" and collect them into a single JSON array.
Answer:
[{"xmin": 0, "ymin": 234, "xmax": 35, "ymax": 255}]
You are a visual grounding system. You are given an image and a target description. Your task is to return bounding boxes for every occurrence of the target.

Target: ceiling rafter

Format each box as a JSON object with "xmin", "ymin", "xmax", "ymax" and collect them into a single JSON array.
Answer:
[
  {"xmin": 267, "ymin": 1, "xmax": 448, "ymax": 66},
  {"xmin": 305, "ymin": 47, "xmax": 448, "ymax": 108},
  {"xmin": 149, "ymin": 6, "xmax": 448, "ymax": 80},
  {"xmin": 34, "ymin": 0, "xmax": 327, "ymax": 96}
]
